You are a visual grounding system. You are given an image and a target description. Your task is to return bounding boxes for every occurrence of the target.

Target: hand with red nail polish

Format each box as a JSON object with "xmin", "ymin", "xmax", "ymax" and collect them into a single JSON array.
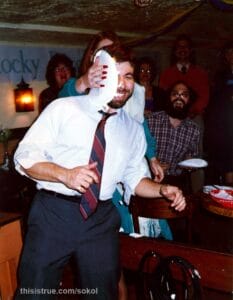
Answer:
[{"xmin": 77, "ymin": 58, "xmax": 108, "ymax": 90}]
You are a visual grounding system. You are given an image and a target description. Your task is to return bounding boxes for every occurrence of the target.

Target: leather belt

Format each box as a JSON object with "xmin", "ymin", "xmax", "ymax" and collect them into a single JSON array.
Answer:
[
  {"xmin": 40, "ymin": 189, "xmax": 111, "ymax": 205},
  {"xmin": 40, "ymin": 189, "xmax": 81, "ymax": 203}
]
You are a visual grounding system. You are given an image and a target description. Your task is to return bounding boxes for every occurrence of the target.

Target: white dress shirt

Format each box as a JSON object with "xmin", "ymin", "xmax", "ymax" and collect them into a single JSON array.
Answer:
[
  {"xmin": 14, "ymin": 95, "xmax": 150, "ymax": 204},
  {"xmin": 177, "ymin": 62, "xmax": 190, "ymax": 73}
]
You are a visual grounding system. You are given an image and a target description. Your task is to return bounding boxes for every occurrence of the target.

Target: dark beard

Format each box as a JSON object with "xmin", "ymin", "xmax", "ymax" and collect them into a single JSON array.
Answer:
[
  {"xmin": 107, "ymin": 89, "xmax": 133, "ymax": 109},
  {"xmin": 166, "ymin": 99, "xmax": 190, "ymax": 120}
]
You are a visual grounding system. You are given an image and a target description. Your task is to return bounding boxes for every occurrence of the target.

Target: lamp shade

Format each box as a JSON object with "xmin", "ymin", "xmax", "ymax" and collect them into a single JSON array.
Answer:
[{"xmin": 14, "ymin": 78, "xmax": 34, "ymax": 112}]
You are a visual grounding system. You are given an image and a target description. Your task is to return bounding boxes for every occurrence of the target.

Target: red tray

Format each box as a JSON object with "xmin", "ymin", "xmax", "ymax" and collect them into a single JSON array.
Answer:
[{"xmin": 210, "ymin": 190, "xmax": 233, "ymax": 209}]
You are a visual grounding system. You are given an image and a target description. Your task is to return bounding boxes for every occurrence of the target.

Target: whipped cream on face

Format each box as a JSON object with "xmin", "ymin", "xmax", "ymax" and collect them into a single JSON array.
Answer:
[{"xmin": 114, "ymin": 91, "xmax": 125, "ymax": 99}]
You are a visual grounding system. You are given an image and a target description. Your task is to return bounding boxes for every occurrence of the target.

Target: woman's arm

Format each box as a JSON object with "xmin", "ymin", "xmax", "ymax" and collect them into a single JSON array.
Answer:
[
  {"xmin": 143, "ymin": 119, "xmax": 164, "ymax": 182},
  {"xmin": 59, "ymin": 57, "xmax": 106, "ymax": 97},
  {"xmin": 58, "ymin": 78, "xmax": 85, "ymax": 97}
]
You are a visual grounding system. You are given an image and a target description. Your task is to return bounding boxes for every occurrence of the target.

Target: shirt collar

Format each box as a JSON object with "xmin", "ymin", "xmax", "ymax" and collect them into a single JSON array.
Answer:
[
  {"xmin": 76, "ymin": 94, "xmax": 119, "ymax": 121},
  {"xmin": 177, "ymin": 63, "xmax": 190, "ymax": 72}
]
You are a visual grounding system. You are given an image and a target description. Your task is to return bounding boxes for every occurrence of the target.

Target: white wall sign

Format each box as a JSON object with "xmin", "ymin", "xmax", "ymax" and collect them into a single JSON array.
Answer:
[{"xmin": 0, "ymin": 45, "xmax": 84, "ymax": 129}]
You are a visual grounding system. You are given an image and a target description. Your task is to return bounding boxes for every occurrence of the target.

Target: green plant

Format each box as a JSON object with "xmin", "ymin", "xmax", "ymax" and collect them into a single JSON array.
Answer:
[{"xmin": 0, "ymin": 128, "xmax": 12, "ymax": 143}]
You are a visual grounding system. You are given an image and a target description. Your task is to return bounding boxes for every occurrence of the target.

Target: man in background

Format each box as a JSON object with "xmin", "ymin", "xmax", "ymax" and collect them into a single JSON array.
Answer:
[
  {"xmin": 159, "ymin": 35, "xmax": 209, "ymax": 191},
  {"xmin": 147, "ymin": 81, "xmax": 200, "ymax": 192}
]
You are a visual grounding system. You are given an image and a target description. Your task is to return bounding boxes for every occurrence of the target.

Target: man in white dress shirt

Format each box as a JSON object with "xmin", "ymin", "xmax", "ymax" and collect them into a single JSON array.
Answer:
[{"xmin": 14, "ymin": 45, "xmax": 185, "ymax": 300}]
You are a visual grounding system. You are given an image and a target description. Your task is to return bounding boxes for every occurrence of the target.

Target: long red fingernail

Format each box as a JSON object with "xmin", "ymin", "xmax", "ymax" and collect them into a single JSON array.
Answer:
[
  {"xmin": 102, "ymin": 71, "xmax": 107, "ymax": 74},
  {"xmin": 100, "ymin": 84, "xmax": 105, "ymax": 87},
  {"xmin": 103, "ymin": 65, "xmax": 108, "ymax": 68},
  {"xmin": 101, "ymin": 76, "xmax": 107, "ymax": 79}
]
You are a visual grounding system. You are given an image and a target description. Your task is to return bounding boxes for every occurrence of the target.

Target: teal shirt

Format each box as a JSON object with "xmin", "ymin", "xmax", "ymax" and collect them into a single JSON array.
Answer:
[
  {"xmin": 143, "ymin": 119, "xmax": 157, "ymax": 160},
  {"xmin": 59, "ymin": 77, "xmax": 84, "ymax": 98}
]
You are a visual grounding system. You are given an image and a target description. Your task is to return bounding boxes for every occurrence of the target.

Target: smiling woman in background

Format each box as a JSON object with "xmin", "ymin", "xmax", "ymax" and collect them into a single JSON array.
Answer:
[
  {"xmin": 38, "ymin": 53, "xmax": 75, "ymax": 113},
  {"xmin": 135, "ymin": 56, "xmax": 165, "ymax": 116}
]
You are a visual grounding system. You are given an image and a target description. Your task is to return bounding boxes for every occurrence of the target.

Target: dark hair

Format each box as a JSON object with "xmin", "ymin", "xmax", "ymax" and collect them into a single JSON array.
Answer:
[
  {"xmin": 102, "ymin": 44, "xmax": 134, "ymax": 68},
  {"xmin": 166, "ymin": 80, "xmax": 197, "ymax": 103},
  {"xmin": 134, "ymin": 56, "xmax": 157, "ymax": 83},
  {"xmin": 170, "ymin": 34, "xmax": 196, "ymax": 65},
  {"xmin": 45, "ymin": 53, "xmax": 75, "ymax": 87},
  {"xmin": 79, "ymin": 31, "xmax": 121, "ymax": 76}
]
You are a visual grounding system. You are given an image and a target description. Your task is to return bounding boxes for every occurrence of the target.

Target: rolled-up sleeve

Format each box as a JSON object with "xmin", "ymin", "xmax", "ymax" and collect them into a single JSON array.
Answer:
[
  {"xmin": 14, "ymin": 143, "xmax": 49, "ymax": 176},
  {"xmin": 14, "ymin": 102, "xmax": 61, "ymax": 176},
  {"xmin": 121, "ymin": 125, "xmax": 151, "ymax": 204}
]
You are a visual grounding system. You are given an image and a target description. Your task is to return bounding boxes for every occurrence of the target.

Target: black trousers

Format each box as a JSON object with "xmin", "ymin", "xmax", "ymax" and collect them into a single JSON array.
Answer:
[{"xmin": 16, "ymin": 190, "xmax": 121, "ymax": 300}]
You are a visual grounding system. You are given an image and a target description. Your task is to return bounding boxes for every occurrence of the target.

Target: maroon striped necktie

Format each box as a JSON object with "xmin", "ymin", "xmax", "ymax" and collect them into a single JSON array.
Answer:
[{"xmin": 79, "ymin": 112, "xmax": 114, "ymax": 219}]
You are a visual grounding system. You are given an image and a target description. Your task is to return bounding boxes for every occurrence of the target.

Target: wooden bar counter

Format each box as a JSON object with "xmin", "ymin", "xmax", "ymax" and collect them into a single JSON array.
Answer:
[{"xmin": 0, "ymin": 212, "xmax": 23, "ymax": 300}]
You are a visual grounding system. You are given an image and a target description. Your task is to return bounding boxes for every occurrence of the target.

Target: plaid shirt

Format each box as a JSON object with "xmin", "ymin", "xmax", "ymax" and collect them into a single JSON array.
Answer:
[{"xmin": 147, "ymin": 111, "xmax": 200, "ymax": 175}]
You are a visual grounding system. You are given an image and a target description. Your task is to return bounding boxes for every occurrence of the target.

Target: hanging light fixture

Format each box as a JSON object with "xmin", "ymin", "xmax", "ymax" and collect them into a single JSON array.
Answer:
[
  {"xmin": 14, "ymin": 77, "xmax": 34, "ymax": 112},
  {"xmin": 134, "ymin": 0, "xmax": 153, "ymax": 7}
]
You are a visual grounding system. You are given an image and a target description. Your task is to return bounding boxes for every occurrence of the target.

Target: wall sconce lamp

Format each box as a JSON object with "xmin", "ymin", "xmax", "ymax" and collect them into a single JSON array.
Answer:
[{"xmin": 14, "ymin": 78, "xmax": 34, "ymax": 112}]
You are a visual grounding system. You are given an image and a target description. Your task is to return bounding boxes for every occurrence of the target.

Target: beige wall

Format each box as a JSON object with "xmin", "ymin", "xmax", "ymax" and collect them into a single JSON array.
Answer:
[{"xmin": 0, "ymin": 42, "xmax": 84, "ymax": 130}]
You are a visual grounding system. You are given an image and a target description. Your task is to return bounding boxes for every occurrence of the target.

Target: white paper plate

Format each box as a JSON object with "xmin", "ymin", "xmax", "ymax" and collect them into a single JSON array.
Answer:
[
  {"xmin": 89, "ymin": 49, "xmax": 118, "ymax": 110},
  {"xmin": 178, "ymin": 158, "xmax": 208, "ymax": 168}
]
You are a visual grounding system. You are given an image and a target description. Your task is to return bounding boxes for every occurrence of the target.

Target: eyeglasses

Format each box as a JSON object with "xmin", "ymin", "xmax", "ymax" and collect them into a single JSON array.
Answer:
[
  {"xmin": 170, "ymin": 91, "xmax": 189, "ymax": 99},
  {"xmin": 139, "ymin": 68, "xmax": 151, "ymax": 73},
  {"xmin": 55, "ymin": 66, "xmax": 70, "ymax": 73}
]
